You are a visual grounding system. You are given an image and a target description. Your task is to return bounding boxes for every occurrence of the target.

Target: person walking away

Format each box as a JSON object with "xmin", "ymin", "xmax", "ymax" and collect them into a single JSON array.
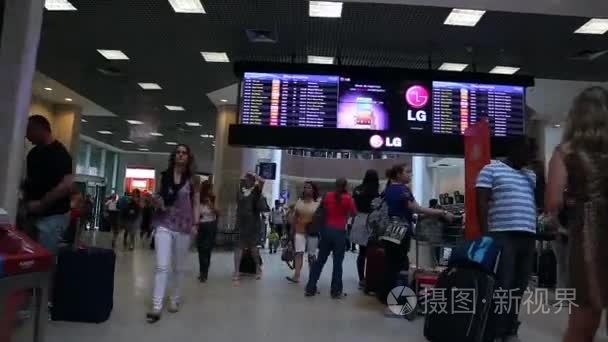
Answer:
[
  {"xmin": 305, "ymin": 178, "xmax": 356, "ymax": 299},
  {"xmin": 105, "ymin": 194, "xmax": 120, "ymax": 247},
  {"xmin": 233, "ymin": 174, "xmax": 265, "ymax": 283},
  {"xmin": 380, "ymin": 164, "xmax": 453, "ymax": 305},
  {"xmin": 23, "ymin": 115, "xmax": 73, "ymax": 255},
  {"xmin": 286, "ymin": 181, "xmax": 320, "ymax": 283},
  {"xmin": 124, "ymin": 189, "xmax": 142, "ymax": 251},
  {"xmin": 271, "ymin": 200, "xmax": 286, "ymax": 238},
  {"xmin": 545, "ymin": 87, "xmax": 608, "ymax": 342},
  {"xmin": 196, "ymin": 180, "xmax": 219, "ymax": 283},
  {"xmin": 80, "ymin": 194, "xmax": 93, "ymax": 231},
  {"xmin": 351, "ymin": 169, "xmax": 380, "ymax": 289},
  {"xmin": 140, "ymin": 196, "xmax": 154, "ymax": 243},
  {"xmin": 146, "ymin": 144, "xmax": 200, "ymax": 323},
  {"xmin": 476, "ymin": 139, "xmax": 537, "ymax": 341}
]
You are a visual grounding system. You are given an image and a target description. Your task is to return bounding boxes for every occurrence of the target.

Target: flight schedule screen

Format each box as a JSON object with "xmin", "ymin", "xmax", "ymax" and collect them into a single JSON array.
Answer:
[
  {"xmin": 432, "ymin": 81, "xmax": 525, "ymax": 137},
  {"xmin": 239, "ymin": 72, "xmax": 526, "ymax": 138}
]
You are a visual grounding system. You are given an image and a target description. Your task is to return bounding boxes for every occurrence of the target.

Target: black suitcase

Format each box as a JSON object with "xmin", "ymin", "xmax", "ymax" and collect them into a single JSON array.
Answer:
[
  {"xmin": 52, "ymin": 247, "xmax": 116, "ymax": 323},
  {"xmin": 538, "ymin": 247, "xmax": 557, "ymax": 288},
  {"xmin": 423, "ymin": 266, "xmax": 496, "ymax": 342},
  {"xmin": 239, "ymin": 248, "xmax": 262, "ymax": 274}
]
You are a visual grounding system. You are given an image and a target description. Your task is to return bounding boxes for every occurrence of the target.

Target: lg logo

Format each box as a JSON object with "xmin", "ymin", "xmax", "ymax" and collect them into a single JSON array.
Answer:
[
  {"xmin": 405, "ymin": 85, "xmax": 429, "ymax": 122},
  {"xmin": 369, "ymin": 135, "xmax": 402, "ymax": 149}
]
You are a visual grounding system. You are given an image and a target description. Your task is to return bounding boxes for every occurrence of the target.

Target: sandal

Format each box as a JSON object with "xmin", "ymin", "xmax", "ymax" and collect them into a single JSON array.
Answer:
[{"xmin": 286, "ymin": 276, "xmax": 299, "ymax": 284}]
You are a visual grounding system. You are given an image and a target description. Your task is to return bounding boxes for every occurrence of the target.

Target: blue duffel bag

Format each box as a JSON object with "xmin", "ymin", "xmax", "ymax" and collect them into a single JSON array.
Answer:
[{"xmin": 448, "ymin": 236, "xmax": 502, "ymax": 274}]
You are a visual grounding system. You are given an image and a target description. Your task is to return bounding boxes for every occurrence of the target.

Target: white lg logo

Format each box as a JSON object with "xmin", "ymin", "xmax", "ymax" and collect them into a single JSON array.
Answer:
[
  {"xmin": 407, "ymin": 109, "xmax": 427, "ymax": 122},
  {"xmin": 369, "ymin": 135, "xmax": 402, "ymax": 149}
]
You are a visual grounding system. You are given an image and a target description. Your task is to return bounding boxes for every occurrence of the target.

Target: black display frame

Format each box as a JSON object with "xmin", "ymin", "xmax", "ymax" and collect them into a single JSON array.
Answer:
[{"xmin": 230, "ymin": 62, "xmax": 534, "ymax": 157}]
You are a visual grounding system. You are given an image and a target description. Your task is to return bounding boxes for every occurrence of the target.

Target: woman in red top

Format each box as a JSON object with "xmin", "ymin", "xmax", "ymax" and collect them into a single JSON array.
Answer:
[{"xmin": 306, "ymin": 178, "xmax": 356, "ymax": 298}]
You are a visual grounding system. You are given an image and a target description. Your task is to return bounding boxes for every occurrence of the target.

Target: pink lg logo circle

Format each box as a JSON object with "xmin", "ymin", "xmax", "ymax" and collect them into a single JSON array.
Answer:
[
  {"xmin": 405, "ymin": 85, "xmax": 429, "ymax": 109},
  {"xmin": 369, "ymin": 135, "xmax": 384, "ymax": 149}
]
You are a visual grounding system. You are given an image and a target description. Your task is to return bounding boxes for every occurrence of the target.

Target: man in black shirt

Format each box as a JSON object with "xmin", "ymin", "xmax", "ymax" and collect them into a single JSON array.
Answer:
[{"xmin": 24, "ymin": 115, "xmax": 74, "ymax": 255}]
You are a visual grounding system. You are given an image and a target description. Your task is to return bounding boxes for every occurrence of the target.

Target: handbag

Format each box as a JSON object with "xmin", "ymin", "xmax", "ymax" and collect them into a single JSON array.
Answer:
[
  {"xmin": 281, "ymin": 242, "xmax": 295, "ymax": 269},
  {"xmin": 379, "ymin": 217, "xmax": 411, "ymax": 245},
  {"xmin": 306, "ymin": 199, "xmax": 325, "ymax": 237}
]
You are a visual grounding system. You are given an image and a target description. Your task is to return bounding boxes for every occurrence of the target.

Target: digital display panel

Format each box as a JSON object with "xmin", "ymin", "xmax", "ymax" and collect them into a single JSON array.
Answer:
[{"xmin": 239, "ymin": 72, "xmax": 524, "ymax": 138}]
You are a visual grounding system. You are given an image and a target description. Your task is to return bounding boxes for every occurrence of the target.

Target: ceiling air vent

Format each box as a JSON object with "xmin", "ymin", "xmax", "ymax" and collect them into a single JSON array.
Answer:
[
  {"xmin": 246, "ymin": 29, "xmax": 278, "ymax": 43},
  {"xmin": 570, "ymin": 49, "xmax": 608, "ymax": 61}
]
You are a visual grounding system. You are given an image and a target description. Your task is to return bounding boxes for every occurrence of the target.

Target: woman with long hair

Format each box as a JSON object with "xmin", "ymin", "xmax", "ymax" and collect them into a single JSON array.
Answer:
[
  {"xmin": 305, "ymin": 178, "xmax": 357, "ymax": 299},
  {"xmin": 545, "ymin": 87, "xmax": 608, "ymax": 342},
  {"xmin": 379, "ymin": 164, "xmax": 453, "ymax": 304},
  {"xmin": 286, "ymin": 181, "xmax": 320, "ymax": 284},
  {"xmin": 146, "ymin": 144, "xmax": 200, "ymax": 323},
  {"xmin": 196, "ymin": 180, "xmax": 219, "ymax": 283},
  {"xmin": 351, "ymin": 169, "xmax": 380, "ymax": 289},
  {"xmin": 233, "ymin": 173, "xmax": 265, "ymax": 283}
]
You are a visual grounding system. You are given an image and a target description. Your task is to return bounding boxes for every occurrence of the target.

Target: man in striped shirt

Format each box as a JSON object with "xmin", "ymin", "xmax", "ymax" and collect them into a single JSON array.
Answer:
[{"xmin": 476, "ymin": 139, "xmax": 537, "ymax": 342}]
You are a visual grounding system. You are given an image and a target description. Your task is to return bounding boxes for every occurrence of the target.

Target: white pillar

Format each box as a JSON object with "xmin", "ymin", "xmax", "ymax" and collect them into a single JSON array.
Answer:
[
  {"xmin": 111, "ymin": 153, "xmax": 118, "ymax": 193},
  {"xmin": 100, "ymin": 149, "xmax": 106, "ymax": 178},
  {"xmin": 411, "ymin": 156, "xmax": 434, "ymax": 207},
  {"xmin": 84, "ymin": 143, "xmax": 92, "ymax": 174},
  {"xmin": 0, "ymin": 0, "xmax": 45, "ymax": 222}
]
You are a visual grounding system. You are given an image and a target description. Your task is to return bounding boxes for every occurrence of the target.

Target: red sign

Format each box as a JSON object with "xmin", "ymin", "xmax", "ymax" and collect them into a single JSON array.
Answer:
[{"xmin": 464, "ymin": 120, "xmax": 491, "ymax": 240}]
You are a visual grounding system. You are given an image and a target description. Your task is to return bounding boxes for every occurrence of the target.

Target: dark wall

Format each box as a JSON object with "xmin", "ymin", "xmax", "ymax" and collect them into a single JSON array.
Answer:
[{"xmin": 0, "ymin": 0, "xmax": 4, "ymax": 49}]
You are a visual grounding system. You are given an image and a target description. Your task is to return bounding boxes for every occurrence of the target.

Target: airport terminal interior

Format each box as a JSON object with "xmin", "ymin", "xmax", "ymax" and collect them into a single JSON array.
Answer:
[{"xmin": 2, "ymin": 0, "xmax": 608, "ymax": 341}]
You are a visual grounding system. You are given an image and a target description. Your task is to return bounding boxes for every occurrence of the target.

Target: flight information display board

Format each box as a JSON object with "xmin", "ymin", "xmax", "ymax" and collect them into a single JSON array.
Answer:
[
  {"xmin": 239, "ymin": 72, "xmax": 526, "ymax": 138},
  {"xmin": 432, "ymin": 81, "xmax": 525, "ymax": 137}
]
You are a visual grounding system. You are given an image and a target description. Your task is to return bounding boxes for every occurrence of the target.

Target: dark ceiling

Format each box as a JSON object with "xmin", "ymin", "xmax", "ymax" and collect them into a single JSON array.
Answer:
[{"xmin": 35, "ymin": 0, "xmax": 608, "ymax": 153}]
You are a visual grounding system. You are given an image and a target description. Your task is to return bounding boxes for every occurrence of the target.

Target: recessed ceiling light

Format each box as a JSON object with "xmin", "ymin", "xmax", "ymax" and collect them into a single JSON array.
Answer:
[
  {"xmin": 185, "ymin": 122, "xmax": 201, "ymax": 127},
  {"xmin": 44, "ymin": 87, "xmax": 53, "ymax": 91},
  {"xmin": 220, "ymin": 99, "xmax": 228, "ymax": 103},
  {"xmin": 444, "ymin": 8, "xmax": 486, "ymax": 27},
  {"xmin": 168, "ymin": 0, "xmax": 205, "ymax": 13},
  {"xmin": 201, "ymin": 52, "xmax": 230, "ymax": 63},
  {"xmin": 307, "ymin": 55, "xmax": 334, "ymax": 64},
  {"xmin": 439, "ymin": 62, "xmax": 469, "ymax": 72},
  {"xmin": 97, "ymin": 130, "xmax": 113, "ymax": 135},
  {"xmin": 44, "ymin": 0, "xmax": 77, "ymax": 11},
  {"xmin": 165, "ymin": 142, "xmax": 178, "ymax": 146},
  {"xmin": 126, "ymin": 120, "xmax": 144, "ymax": 125},
  {"xmin": 138, "ymin": 148, "xmax": 150, "ymax": 152},
  {"xmin": 309, "ymin": 1, "xmax": 343, "ymax": 18},
  {"xmin": 554, "ymin": 124, "xmax": 561, "ymax": 128},
  {"xmin": 149, "ymin": 132, "xmax": 164, "ymax": 137},
  {"xmin": 65, "ymin": 98, "xmax": 73, "ymax": 102},
  {"xmin": 120, "ymin": 140, "xmax": 134, "ymax": 144},
  {"xmin": 81, "ymin": 119, "xmax": 87, "ymax": 123},
  {"xmin": 165, "ymin": 105, "xmax": 185, "ymax": 111},
  {"xmin": 138, "ymin": 82, "xmax": 162, "ymax": 90},
  {"xmin": 200, "ymin": 134, "xmax": 214, "ymax": 138},
  {"xmin": 574, "ymin": 18, "xmax": 608, "ymax": 35},
  {"xmin": 97, "ymin": 49, "xmax": 130, "ymax": 60},
  {"xmin": 489, "ymin": 66, "xmax": 520, "ymax": 75}
]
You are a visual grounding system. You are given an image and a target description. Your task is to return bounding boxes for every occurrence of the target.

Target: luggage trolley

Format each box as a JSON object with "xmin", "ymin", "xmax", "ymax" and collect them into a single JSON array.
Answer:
[{"xmin": 0, "ymin": 224, "xmax": 54, "ymax": 342}]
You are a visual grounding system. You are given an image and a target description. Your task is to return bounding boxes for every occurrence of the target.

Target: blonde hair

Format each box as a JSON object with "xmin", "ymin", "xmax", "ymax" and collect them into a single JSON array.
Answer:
[{"xmin": 563, "ymin": 86, "xmax": 608, "ymax": 153}]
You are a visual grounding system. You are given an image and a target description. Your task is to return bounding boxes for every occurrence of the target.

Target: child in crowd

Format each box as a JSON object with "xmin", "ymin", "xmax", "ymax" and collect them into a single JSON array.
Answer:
[{"xmin": 268, "ymin": 229, "xmax": 280, "ymax": 254}]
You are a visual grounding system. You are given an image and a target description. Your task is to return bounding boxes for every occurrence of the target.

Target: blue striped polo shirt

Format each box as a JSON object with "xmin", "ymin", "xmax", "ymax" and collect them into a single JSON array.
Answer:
[{"xmin": 476, "ymin": 161, "xmax": 537, "ymax": 233}]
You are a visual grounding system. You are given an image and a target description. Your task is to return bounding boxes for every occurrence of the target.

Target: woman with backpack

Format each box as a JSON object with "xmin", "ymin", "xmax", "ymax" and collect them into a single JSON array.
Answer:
[
  {"xmin": 350, "ymin": 169, "xmax": 380, "ymax": 289},
  {"xmin": 545, "ymin": 87, "xmax": 608, "ymax": 342},
  {"xmin": 305, "ymin": 178, "xmax": 357, "ymax": 299},
  {"xmin": 146, "ymin": 144, "xmax": 200, "ymax": 323}
]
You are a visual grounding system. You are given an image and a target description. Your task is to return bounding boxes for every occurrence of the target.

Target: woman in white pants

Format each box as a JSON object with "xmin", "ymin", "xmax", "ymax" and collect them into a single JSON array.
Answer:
[{"xmin": 146, "ymin": 144, "xmax": 200, "ymax": 323}]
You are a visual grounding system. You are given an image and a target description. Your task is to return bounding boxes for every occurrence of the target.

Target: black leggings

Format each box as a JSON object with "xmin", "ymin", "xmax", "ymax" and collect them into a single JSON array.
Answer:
[
  {"xmin": 379, "ymin": 239, "xmax": 410, "ymax": 304},
  {"xmin": 357, "ymin": 245, "xmax": 368, "ymax": 282}
]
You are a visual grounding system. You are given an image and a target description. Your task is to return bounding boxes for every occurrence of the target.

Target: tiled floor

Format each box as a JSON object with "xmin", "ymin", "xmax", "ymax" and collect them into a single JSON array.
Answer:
[{"xmin": 38, "ymin": 234, "xmax": 604, "ymax": 342}]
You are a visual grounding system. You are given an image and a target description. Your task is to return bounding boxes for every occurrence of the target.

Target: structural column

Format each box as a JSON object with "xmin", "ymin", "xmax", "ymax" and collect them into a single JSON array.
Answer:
[{"xmin": 0, "ymin": 0, "xmax": 45, "ymax": 222}]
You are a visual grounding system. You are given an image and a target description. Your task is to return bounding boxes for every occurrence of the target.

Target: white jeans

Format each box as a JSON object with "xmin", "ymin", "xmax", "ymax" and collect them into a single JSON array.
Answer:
[{"xmin": 152, "ymin": 227, "xmax": 191, "ymax": 310}]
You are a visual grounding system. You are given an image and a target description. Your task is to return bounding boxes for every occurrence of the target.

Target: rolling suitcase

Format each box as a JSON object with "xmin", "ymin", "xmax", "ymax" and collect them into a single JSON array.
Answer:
[
  {"xmin": 51, "ymin": 246, "xmax": 116, "ymax": 323},
  {"xmin": 364, "ymin": 243, "xmax": 385, "ymax": 295}
]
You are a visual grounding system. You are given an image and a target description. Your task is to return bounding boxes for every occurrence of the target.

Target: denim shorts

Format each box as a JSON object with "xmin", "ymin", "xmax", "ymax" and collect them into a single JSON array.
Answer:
[{"xmin": 35, "ymin": 213, "xmax": 70, "ymax": 255}]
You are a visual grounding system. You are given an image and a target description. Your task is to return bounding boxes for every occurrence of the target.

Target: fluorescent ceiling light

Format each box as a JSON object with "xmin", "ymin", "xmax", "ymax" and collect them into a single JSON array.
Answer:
[
  {"xmin": 45, "ymin": 0, "xmax": 77, "ymax": 11},
  {"xmin": 201, "ymin": 52, "xmax": 230, "ymax": 63},
  {"xmin": 489, "ymin": 66, "xmax": 520, "ymax": 75},
  {"xmin": 65, "ymin": 98, "xmax": 73, "ymax": 102},
  {"xmin": 554, "ymin": 124, "xmax": 561, "ymax": 128},
  {"xmin": 307, "ymin": 55, "xmax": 334, "ymax": 64},
  {"xmin": 149, "ymin": 132, "xmax": 164, "ymax": 137},
  {"xmin": 201, "ymin": 134, "xmax": 211, "ymax": 138},
  {"xmin": 81, "ymin": 119, "xmax": 87, "ymax": 123},
  {"xmin": 574, "ymin": 18, "xmax": 608, "ymax": 35},
  {"xmin": 439, "ymin": 62, "xmax": 468, "ymax": 72},
  {"xmin": 309, "ymin": 1, "xmax": 343, "ymax": 18},
  {"xmin": 97, "ymin": 49, "xmax": 130, "ymax": 60},
  {"xmin": 126, "ymin": 120, "xmax": 144, "ymax": 125},
  {"xmin": 165, "ymin": 142, "xmax": 178, "ymax": 145},
  {"xmin": 220, "ymin": 99, "xmax": 228, "ymax": 103},
  {"xmin": 168, "ymin": 0, "xmax": 206, "ymax": 13},
  {"xmin": 185, "ymin": 122, "xmax": 201, "ymax": 127},
  {"xmin": 444, "ymin": 8, "xmax": 486, "ymax": 27},
  {"xmin": 165, "ymin": 105, "xmax": 185, "ymax": 111},
  {"xmin": 138, "ymin": 82, "xmax": 162, "ymax": 90},
  {"xmin": 44, "ymin": 87, "xmax": 52, "ymax": 91},
  {"xmin": 138, "ymin": 148, "xmax": 150, "ymax": 152},
  {"xmin": 97, "ymin": 130, "xmax": 113, "ymax": 135},
  {"xmin": 120, "ymin": 140, "xmax": 134, "ymax": 144}
]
